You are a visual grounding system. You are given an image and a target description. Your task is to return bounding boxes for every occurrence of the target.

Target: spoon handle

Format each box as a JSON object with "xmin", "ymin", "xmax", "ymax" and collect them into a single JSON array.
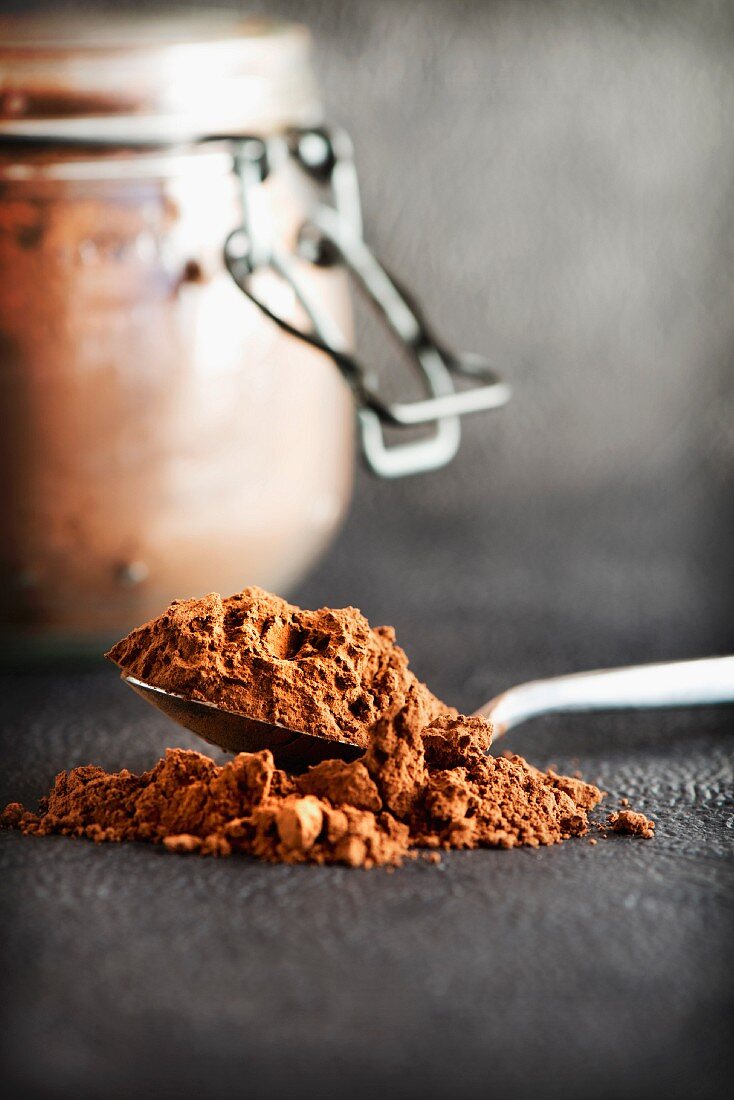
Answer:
[{"xmin": 475, "ymin": 656, "xmax": 734, "ymax": 738}]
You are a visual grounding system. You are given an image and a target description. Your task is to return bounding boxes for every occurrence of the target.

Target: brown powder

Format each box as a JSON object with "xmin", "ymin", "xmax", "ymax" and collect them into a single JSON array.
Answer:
[
  {"xmin": 106, "ymin": 587, "xmax": 449, "ymax": 750},
  {"xmin": 607, "ymin": 809, "xmax": 655, "ymax": 838},
  {"xmin": 2, "ymin": 712, "xmax": 605, "ymax": 867},
  {"xmin": 3, "ymin": 587, "xmax": 653, "ymax": 867}
]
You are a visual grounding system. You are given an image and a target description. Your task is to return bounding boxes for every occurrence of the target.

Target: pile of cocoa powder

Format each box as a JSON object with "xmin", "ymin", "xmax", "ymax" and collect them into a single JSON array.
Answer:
[{"xmin": 2, "ymin": 588, "xmax": 654, "ymax": 867}]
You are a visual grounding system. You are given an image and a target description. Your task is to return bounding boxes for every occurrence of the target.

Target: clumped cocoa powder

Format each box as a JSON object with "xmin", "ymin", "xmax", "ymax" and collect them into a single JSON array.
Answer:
[
  {"xmin": 106, "ymin": 588, "xmax": 449, "ymax": 750},
  {"xmin": 1, "ymin": 749, "xmax": 410, "ymax": 867},
  {"xmin": 3, "ymin": 588, "xmax": 653, "ymax": 867}
]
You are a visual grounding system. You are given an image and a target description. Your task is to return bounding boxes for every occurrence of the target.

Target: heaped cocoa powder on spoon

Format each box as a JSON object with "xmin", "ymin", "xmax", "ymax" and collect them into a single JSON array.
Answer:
[
  {"xmin": 105, "ymin": 587, "xmax": 449, "ymax": 750},
  {"xmin": 2, "ymin": 588, "xmax": 652, "ymax": 868}
]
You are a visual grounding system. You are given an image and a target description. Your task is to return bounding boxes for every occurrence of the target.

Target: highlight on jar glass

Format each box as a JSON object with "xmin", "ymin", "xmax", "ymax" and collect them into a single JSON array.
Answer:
[{"xmin": 0, "ymin": 13, "xmax": 511, "ymax": 656}]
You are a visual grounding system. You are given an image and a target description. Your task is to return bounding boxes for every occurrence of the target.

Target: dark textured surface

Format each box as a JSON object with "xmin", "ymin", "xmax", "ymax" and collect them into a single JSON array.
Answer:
[
  {"xmin": 2, "ymin": 483, "xmax": 733, "ymax": 1100},
  {"xmin": 1, "ymin": 1, "xmax": 734, "ymax": 1097}
]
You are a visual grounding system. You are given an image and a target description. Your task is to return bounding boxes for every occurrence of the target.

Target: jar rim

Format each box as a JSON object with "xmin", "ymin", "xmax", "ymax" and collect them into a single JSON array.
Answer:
[
  {"xmin": 0, "ymin": 14, "xmax": 322, "ymax": 142},
  {"xmin": 0, "ymin": 13, "xmax": 291, "ymax": 52},
  {"xmin": 0, "ymin": 142, "xmax": 245, "ymax": 183}
]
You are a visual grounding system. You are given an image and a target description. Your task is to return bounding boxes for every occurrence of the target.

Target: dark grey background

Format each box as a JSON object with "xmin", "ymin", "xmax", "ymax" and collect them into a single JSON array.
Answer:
[{"xmin": 1, "ymin": 2, "xmax": 733, "ymax": 1099}]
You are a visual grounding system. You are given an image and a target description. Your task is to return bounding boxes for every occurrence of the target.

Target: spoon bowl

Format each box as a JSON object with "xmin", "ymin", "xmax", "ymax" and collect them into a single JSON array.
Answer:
[{"xmin": 124, "ymin": 676, "xmax": 362, "ymax": 765}]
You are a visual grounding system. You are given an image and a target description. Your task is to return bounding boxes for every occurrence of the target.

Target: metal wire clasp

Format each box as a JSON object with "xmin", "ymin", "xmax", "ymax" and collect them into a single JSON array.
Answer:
[{"xmin": 224, "ymin": 127, "xmax": 511, "ymax": 478}]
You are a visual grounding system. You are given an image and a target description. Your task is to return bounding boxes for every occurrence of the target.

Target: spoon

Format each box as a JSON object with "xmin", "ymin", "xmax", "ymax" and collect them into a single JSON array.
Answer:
[{"xmin": 123, "ymin": 655, "xmax": 734, "ymax": 765}]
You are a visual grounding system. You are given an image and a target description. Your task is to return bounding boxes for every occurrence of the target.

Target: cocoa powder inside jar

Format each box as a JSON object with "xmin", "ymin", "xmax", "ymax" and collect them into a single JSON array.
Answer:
[
  {"xmin": 3, "ymin": 588, "xmax": 654, "ymax": 867},
  {"xmin": 0, "ymin": 21, "xmax": 354, "ymax": 645}
]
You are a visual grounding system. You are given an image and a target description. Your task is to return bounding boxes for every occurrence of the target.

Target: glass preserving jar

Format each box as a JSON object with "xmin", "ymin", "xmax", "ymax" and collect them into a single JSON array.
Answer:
[
  {"xmin": 0, "ymin": 16, "xmax": 354, "ymax": 653},
  {"xmin": 0, "ymin": 14, "xmax": 510, "ymax": 656}
]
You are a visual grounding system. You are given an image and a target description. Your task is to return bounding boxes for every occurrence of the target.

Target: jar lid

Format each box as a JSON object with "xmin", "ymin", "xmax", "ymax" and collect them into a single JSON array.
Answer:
[{"xmin": 0, "ymin": 14, "xmax": 322, "ymax": 142}]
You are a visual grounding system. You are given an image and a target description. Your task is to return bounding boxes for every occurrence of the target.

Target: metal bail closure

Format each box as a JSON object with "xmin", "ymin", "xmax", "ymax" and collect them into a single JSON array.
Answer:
[{"xmin": 224, "ymin": 128, "xmax": 512, "ymax": 479}]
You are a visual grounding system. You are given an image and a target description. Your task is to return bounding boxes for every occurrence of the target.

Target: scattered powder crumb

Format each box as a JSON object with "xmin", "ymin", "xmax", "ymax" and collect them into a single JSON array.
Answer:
[
  {"xmin": 619, "ymin": 797, "xmax": 630, "ymax": 807},
  {"xmin": 588, "ymin": 838, "xmax": 597, "ymax": 846},
  {"xmin": 2, "ymin": 587, "xmax": 652, "ymax": 868},
  {"xmin": 607, "ymin": 810, "xmax": 655, "ymax": 838}
]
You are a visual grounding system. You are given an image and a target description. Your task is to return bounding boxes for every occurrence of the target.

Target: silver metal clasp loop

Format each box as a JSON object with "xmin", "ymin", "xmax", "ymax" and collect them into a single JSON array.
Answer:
[{"xmin": 224, "ymin": 127, "xmax": 511, "ymax": 478}]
